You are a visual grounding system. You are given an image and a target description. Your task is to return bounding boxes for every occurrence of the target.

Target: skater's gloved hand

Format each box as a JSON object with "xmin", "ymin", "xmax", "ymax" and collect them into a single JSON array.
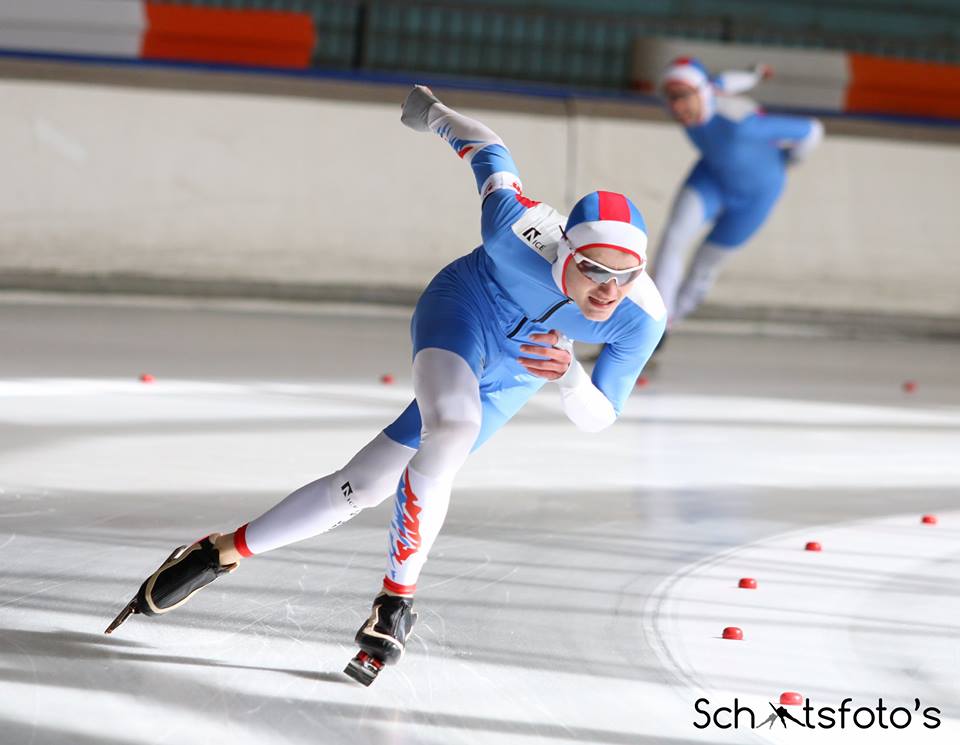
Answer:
[
  {"xmin": 753, "ymin": 63, "xmax": 774, "ymax": 80},
  {"xmin": 401, "ymin": 85, "xmax": 441, "ymax": 132},
  {"xmin": 517, "ymin": 330, "xmax": 572, "ymax": 381}
]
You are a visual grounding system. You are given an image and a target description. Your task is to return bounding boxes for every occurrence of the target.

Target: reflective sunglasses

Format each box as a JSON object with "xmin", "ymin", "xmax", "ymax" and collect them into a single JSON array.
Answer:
[
  {"xmin": 664, "ymin": 88, "xmax": 698, "ymax": 103},
  {"xmin": 573, "ymin": 253, "xmax": 645, "ymax": 287}
]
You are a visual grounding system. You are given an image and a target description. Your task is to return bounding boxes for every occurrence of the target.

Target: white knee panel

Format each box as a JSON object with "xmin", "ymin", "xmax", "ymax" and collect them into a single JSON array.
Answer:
[{"xmin": 409, "ymin": 348, "xmax": 482, "ymax": 479}]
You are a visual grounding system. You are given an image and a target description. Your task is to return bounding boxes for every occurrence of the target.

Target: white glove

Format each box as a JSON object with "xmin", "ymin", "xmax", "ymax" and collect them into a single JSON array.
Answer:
[
  {"xmin": 401, "ymin": 85, "xmax": 441, "ymax": 132},
  {"xmin": 548, "ymin": 333, "xmax": 617, "ymax": 432},
  {"xmin": 552, "ymin": 333, "xmax": 580, "ymax": 389}
]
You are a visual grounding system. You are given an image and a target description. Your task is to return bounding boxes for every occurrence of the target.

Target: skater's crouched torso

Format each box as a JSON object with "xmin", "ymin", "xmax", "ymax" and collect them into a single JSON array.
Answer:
[
  {"xmin": 385, "ymin": 134, "xmax": 664, "ymax": 453},
  {"xmin": 383, "ymin": 191, "xmax": 664, "ymax": 453}
]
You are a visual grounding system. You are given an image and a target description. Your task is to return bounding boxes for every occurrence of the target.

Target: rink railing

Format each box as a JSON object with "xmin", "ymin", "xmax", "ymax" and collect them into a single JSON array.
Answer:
[{"xmin": 1, "ymin": 0, "xmax": 960, "ymax": 120}]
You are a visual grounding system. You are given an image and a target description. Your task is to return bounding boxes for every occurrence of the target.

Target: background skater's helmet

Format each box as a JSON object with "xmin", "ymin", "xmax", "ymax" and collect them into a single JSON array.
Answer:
[
  {"xmin": 660, "ymin": 56, "xmax": 716, "ymax": 125},
  {"xmin": 661, "ymin": 56, "xmax": 711, "ymax": 91}
]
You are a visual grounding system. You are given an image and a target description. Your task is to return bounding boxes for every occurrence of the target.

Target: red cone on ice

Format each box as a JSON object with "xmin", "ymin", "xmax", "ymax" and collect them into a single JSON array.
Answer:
[
  {"xmin": 902, "ymin": 380, "xmax": 917, "ymax": 393},
  {"xmin": 922, "ymin": 514, "xmax": 938, "ymax": 525},
  {"xmin": 139, "ymin": 373, "xmax": 155, "ymax": 384},
  {"xmin": 780, "ymin": 692, "xmax": 803, "ymax": 706},
  {"xmin": 636, "ymin": 375, "xmax": 649, "ymax": 388},
  {"xmin": 805, "ymin": 541, "xmax": 822, "ymax": 552},
  {"xmin": 722, "ymin": 626, "xmax": 743, "ymax": 640},
  {"xmin": 380, "ymin": 374, "xmax": 395, "ymax": 385},
  {"xmin": 738, "ymin": 578, "xmax": 757, "ymax": 589}
]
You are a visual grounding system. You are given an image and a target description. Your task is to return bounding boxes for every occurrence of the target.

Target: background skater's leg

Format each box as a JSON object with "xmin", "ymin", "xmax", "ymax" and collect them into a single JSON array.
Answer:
[
  {"xmin": 674, "ymin": 183, "xmax": 784, "ymax": 321},
  {"xmin": 651, "ymin": 187, "xmax": 710, "ymax": 320},
  {"xmin": 673, "ymin": 241, "xmax": 737, "ymax": 321}
]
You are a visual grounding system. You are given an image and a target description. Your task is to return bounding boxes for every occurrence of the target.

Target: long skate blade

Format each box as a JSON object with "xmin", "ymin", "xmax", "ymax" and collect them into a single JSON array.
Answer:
[
  {"xmin": 343, "ymin": 656, "xmax": 379, "ymax": 687},
  {"xmin": 104, "ymin": 599, "xmax": 137, "ymax": 634}
]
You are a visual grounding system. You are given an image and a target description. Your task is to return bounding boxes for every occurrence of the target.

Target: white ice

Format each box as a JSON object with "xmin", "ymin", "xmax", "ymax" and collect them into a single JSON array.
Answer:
[{"xmin": 1, "ymin": 293, "xmax": 958, "ymax": 744}]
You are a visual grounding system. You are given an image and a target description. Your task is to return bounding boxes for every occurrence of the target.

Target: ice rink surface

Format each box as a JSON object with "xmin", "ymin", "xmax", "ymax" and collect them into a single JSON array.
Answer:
[{"xmin": 1, "ymin": 292, "xmax": 959, "ymax": 745}]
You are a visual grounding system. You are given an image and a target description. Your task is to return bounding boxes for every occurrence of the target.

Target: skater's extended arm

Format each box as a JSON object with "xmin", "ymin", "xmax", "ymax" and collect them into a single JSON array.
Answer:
[
  {"xmin": 591, "ymin": 317, "xmax": 665, "ymax": 417},
  {"xmin": 748, "ymin": 113, "xmax": 824, "ymax": 163},
  {"xmin": 714, "ymin": 64, "xmax": 771, "ymax": 95},
  {"xmin": 401, "ymin": 85, "xmax": 531, "ymax": 241}
]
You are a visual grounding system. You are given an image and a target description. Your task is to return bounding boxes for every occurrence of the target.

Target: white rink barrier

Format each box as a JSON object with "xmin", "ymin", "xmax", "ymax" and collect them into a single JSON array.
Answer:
[
  {"xmin": 0, "ymin": 0, "xmax": 145, "ymax": 57},
  {"xmin": 0, "ymin": 72, "xmax": 958, "ymax": 320}
]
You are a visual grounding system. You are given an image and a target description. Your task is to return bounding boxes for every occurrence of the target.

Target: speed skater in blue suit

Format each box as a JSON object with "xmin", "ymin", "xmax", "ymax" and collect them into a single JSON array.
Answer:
[
  {"xmin": 107, "ymin": 85, "xmax": 667, "ymax": 686},
  {"xmin": 650, "ymin": 57, "xmax": 824, "ymax": 341}
]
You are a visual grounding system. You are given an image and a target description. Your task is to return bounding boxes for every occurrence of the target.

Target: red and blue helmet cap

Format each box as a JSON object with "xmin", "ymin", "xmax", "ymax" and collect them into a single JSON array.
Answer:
[
  {"xmin": 554, "ymin": 190, "xmax": 648, "ymax": 296},
  {"xmin": 661, "ymin": 56, "xmax": 711, "ymax": 91}
]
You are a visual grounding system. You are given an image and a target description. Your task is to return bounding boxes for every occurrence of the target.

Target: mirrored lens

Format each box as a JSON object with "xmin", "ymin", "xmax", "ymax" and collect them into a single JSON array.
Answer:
[{"xmin": 577, "ymin": 260, "xmax": 643, "ymax": 287}]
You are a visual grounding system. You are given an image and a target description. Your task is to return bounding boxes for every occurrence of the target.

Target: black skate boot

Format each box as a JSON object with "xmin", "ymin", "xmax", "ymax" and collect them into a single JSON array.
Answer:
[
  {"xmin": 104, "ymin": 534, "xmax": 237, "ymax": 634},
  {"xmin": 343, "ymin": 592, "xmax": 418, "ymax": 686}
]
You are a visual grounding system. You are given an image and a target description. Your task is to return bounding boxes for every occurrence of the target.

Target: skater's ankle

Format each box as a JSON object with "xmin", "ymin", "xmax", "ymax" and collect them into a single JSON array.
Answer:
[
  {"xmin": 379, "ymin": 585, "xmax": 415, "ymax": 600},
  {"xmin": 381, "ymin": 589, "xmax": 411, "ymax": 599},
  {"xmin": 213, "ymin": 532, "xmax": 242, "ymax": 567}
]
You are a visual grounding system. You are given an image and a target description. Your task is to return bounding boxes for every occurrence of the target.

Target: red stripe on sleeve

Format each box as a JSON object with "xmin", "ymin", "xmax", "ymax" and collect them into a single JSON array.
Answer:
[
  {"xmin": 234, "ymin": 524, "xmax": 254, "ymax": 558},
  {"xmin": 597, "ymin": 191, "xmax": 631, "ymax": 223}
]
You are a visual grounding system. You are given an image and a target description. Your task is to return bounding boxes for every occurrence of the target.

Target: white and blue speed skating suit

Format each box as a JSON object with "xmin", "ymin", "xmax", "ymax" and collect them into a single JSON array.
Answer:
[
  {"xmin": 653, "ymin": 57, "xmax": 824, "ymax": 322},
  {"xmin": 230, "ymin": 87, "xmax": 666, "ymax": 602}
]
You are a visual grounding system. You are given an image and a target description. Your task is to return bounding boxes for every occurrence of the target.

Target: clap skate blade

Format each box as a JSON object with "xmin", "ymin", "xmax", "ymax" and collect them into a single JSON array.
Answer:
[
  {"xmin": 104, "ymin": 545, "xmax": 186, "ymax": 634},
  {"xmin": 104, "ymin": 600, "xmax": 136, "ymax": 635},
  {"xmin": 344, "ymin": 651, "xmax": 385, "ymax": 687}
]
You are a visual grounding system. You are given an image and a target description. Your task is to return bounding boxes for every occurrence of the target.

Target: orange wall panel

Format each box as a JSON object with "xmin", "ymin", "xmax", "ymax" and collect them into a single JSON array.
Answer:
[
  {"xmin": 846, "ymin": 54, "xmax": 960, "ymax": 119},
  {"xmin": 142, "ymin": 3, "xmax": 315, "ymax": 69}
]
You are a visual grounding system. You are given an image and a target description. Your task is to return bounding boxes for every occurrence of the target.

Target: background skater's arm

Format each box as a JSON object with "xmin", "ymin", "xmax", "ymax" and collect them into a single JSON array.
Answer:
[
  {"xmin": 714, "ymin": 63, "xmax": 772, "ymax": 95},
  {"xmin": 783, "ymin": 117, "xmax": 824, "ymax": 163},
  {"xmin": 749, "ymin": 112, "xmax": 824, "ymax": 163}
]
